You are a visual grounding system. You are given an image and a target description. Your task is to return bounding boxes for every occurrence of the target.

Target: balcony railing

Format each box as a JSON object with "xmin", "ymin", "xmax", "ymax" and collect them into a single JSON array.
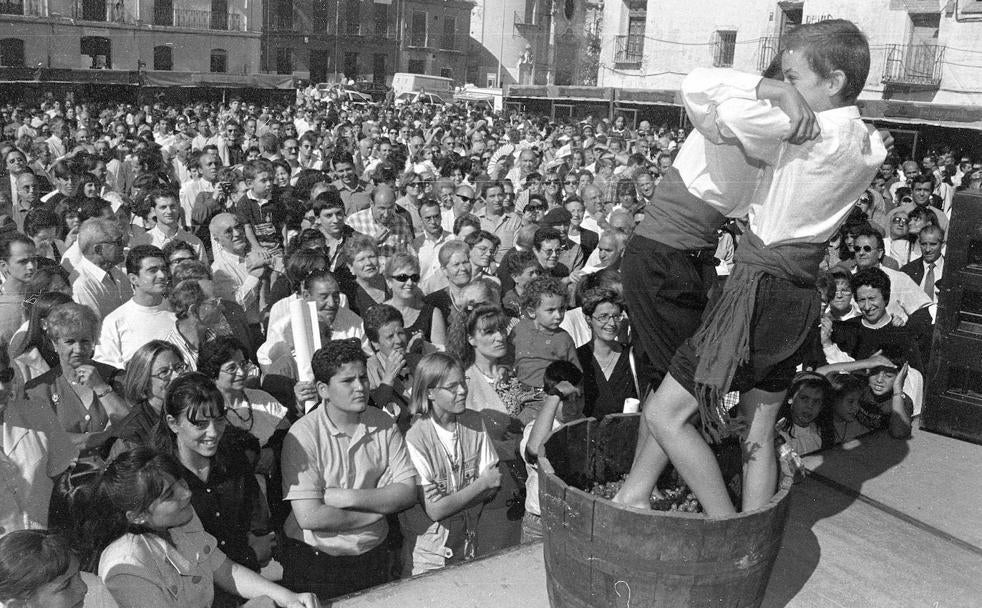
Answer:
[
  {"xmin": 0, "ymin": 0, "xmax": 44, "ymax": 16},
  {"xmin": 267, "ymin": 14, "xmax": 293, "ymax": 31},
  {"xmin": 151, "ymin": 7, "xmax": 244, "ymax": 31},
  {"xmin": 73, "ymin": 0, "xmax": 135, "ymax": 23},
  {"xmin": 756, "ymin": 35, "xmax": 779, "ymax": 75},
  {"xmin": 614, "ymin": 34, "xmax": 643, "ymax": 64},
  {"xmin": 882, "ymin": 43, "xmax": 944, "ymax": 87}
]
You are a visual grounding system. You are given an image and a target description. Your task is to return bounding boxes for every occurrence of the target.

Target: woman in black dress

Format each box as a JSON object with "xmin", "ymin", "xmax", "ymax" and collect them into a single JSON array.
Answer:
[
  {"xmin": 383, "ymin": 251, "xmax": 446, "ymax": 348},
  {"xmin": 576, "ymin": 287, "xmax": 639, "ymax": 419}
]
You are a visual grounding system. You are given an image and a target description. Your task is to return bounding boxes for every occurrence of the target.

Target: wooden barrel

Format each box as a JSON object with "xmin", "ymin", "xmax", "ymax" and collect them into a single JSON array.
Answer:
[{"xmin": 539, "ymin": 414, "xmax": 792, "ymax": 608}]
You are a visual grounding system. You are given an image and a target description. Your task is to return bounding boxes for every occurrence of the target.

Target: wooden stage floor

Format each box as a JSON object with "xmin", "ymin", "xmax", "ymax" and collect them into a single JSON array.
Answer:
[{"xmin": 335, "ymin": 426, "xmax": 982, "ymax": 607}]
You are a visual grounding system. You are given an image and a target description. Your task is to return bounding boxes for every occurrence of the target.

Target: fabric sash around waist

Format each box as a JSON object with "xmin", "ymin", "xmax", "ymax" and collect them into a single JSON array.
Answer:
[
  {"xmin": 690, "ymin": 230, "xmax": 826, "ymax": 442},
  {"xmin": 633, "ymin": 166, "xmax": 728, "ymax": 250}
]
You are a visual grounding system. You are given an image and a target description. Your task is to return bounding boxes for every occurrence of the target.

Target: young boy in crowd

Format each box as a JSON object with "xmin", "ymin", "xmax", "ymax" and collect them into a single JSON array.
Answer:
[
  {"xmin": 509, "ymin": 275, "xmax": 581, "ymax": 388},
  {"xmin": 520, "ymin": 360, "xmax": 584, "ymax": 542},
  {"xmin": 280, "ymin": 339, "xmax": 417, "ymax": 600},
  {"xmin": 363, "ymin": 303, "xmax": 434, "ymax": 432},
  {"xmin": 616, "ymin": 19, "xmax": 887, "ymax": 515},
  {"xmin": 501, "ymin": 250, "xmax": 541, "ymax": 318},
  {"xmin": 236, "ymin": 159, "xmax": 286, "ymax": 270}
]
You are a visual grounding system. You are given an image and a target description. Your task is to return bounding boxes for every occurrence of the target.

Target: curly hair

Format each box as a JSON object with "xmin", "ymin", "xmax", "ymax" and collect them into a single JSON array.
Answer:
[
  {"xmin": 522, "ymin": 275, "xmax": 566, "ymax": 312},
  {"xmin": 311, "ymin": 338, "xmax": 367, "ymax": 384}
]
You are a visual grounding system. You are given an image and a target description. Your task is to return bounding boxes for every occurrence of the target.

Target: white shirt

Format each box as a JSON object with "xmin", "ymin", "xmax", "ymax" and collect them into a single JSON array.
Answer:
[
  {"xmin": 226, "ymin": 388, "xmax": 288, "ymax": 448},
  {"xmin": 415, "ymin": 230, "xmax": 454, "ymax": 283},
  {"xmin": 72, "ymin": 256, "xmax": 133, "ymax": 320},
  {"xmin": 212, "ymin": 246, "xmax": 262, "ymax": 324},
  {"xmin": 257, "ymin": 306, "xmax": 366, "ymax": 368},
  {"xmin": 130, "ymin": 225, "xmax": 207, "ymax": 262},
  {"xmin": 179, "ymin": 178, "xmax": 214, "ymax": 228},
  {"xmin": 94, "ymin": 299, "xmax": 176, "ymax": 369},
  {"xmin": 689, "ymin": 68, "xmax": 887, "ymax": 244}
]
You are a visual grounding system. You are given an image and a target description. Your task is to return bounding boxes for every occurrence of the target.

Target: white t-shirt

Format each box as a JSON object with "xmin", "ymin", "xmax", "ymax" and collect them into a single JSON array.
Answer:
[{"xmin": 226, "ymin": 388, "xmax": 288, "ymax": 447}]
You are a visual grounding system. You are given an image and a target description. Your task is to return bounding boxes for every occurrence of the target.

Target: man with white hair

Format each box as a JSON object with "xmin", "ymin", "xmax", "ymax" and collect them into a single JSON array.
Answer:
[
  {"xmin": 210, "ymin": 212, "xmax": 268, "ymax": 330},
  {"xmin": 72, "ymin": 218, "xmax": 132, "ymax": 319}
]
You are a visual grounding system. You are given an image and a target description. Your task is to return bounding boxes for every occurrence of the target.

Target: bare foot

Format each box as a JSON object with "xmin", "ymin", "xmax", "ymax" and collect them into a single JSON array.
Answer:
[{"xmin": 612, "ymin": 488, "xmax": 652, "ymax": 510}]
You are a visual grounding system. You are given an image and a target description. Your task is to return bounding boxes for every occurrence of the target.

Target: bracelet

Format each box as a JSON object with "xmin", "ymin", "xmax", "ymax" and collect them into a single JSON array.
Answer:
[{"xmin": 94, "ymin": 386, "xmax": 114, "ymax": 398}]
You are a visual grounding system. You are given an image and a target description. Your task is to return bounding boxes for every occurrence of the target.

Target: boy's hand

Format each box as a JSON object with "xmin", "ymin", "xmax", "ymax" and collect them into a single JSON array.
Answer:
[
  {"xmin": 757, "ymin": 79, "xmax": 820, "ymax": 144},
  {"xmin": 293, "ymin": 380, "xmax": 318, "ymax": 406}
]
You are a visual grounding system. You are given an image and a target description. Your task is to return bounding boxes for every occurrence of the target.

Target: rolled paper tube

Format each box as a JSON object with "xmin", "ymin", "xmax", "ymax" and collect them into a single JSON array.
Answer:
[
  {"xmin": 290, "ymin": 299, "xmax": 321, "ymax": 414},
  {"xmin": 623, "ymin": 398, "xmax": 641, "ymax": 414}
]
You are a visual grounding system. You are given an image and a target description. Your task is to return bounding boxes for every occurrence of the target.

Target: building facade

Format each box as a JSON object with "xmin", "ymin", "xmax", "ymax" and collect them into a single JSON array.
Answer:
[
  {"xmin": 398, "ymin": 0, "xmax": 471, "ymax": 83},
  {"xmin": 596, "ymin": 0, "xmax": 982, "ymax": 141},
  {"xmin": 0, "ymin": 0, "xmax": 262, "ymax": 78},
  {"xmin": 469, "ymin": 0, "xmax": 592, "ymax": 88},
  {"xmin": 260, "ymin": 0, "xmax": 400, "ymax": 84},
  {"xmin": 259, "ymin": 0, "xmax": 472, "ymax": 86}
]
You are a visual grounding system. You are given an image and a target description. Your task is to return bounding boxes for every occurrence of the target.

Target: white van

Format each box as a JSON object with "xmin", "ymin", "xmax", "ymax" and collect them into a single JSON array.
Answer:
[{"xmin": 391, "ymin": 73, "xmax": 453, "ymax": 99}]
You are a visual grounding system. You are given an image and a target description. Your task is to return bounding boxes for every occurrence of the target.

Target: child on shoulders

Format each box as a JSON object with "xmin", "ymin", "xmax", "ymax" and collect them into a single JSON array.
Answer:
[{"xmin": 509, "ymin": 276, "xmax": 581, "ymax": 388}]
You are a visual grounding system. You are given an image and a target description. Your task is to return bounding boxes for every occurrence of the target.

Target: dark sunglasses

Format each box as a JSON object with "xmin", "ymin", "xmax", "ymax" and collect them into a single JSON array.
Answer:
[
  {"xmin": 390, "ymin": 273, "xmax": 420, "ymax": 283},
  {"xmin": 525, "ymin": 205, "xmax": 545, "ymax": 212},
  {"xmin": 852, "ymin": 245, "xmax": 876, "ymax": 253}
]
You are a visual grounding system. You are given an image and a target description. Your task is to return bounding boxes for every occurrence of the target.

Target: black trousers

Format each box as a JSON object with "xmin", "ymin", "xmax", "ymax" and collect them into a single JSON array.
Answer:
[
  {"xmin": 621, "ymin": 234, "xmax": 717, "ymax": 395},
  {"xmin": 280, "ymin": 536, "xmax": 390, "ymax": 601}
]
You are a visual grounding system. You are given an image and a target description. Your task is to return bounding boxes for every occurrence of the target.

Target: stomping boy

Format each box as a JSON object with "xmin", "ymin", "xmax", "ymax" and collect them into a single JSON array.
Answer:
[{"xmin": 615, "ymin": 19, "xmax": 887, "ymax": 515}]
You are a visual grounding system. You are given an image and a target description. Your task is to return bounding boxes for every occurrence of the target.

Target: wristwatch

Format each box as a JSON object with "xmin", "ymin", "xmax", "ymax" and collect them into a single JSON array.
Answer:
[{"xmin": 94, "ymin": 386, "xmax": 115, "ymax": 398}]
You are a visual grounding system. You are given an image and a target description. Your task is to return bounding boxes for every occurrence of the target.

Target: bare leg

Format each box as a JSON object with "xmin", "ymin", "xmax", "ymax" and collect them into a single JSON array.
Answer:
[
  {"xmin": 649, "ymin": 375, "xmax": 736, "ymax": 516},
  {"xmin": 614, "ymin": 390, "xmax": 670, "ymax": 508},
  {"xmin": 616, "ymin": 376, "xmax": 735, "ymax": 516},
  {"xmin": 739, "ymin": 388, "xmax": 786, "ymax": 512}
]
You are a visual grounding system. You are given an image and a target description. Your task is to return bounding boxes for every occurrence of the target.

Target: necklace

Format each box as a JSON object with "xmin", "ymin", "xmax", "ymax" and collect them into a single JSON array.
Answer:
[
  {"xmin": 593, "ymin": 346, "xmax": 621, "ymax": 378},
  {"xmin": 226, "ymin": 396, "xmax": 254, "ymax": 432}
]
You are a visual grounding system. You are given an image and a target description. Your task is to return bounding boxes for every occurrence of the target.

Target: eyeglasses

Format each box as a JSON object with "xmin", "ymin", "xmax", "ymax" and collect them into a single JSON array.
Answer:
[
  {"xmin": 891, "ymin": 217, "xmax": 909, "ymax": 224},
  {"xmin": 436, "ymin": 381, "xmax": 468, "ymax": 393},
  {"xmin": 544, "ymin": 180, "xmax": 559, "ymax": 185},
  {"xmin": 525, "ymin": 205, "xmax": 545, "ymax": 212},
  {"xmin": 390, "ymin": 273, "xmax": 420, "ymax": 283},
  {"xmin": 219, "ymin": 360, "xmax": 255, "ymax": 375},
  {"xmin": 852, "ymin": 245, "xmax": 876, "ymax": 253},
  {"xmin": 591, "ymin": 313, "xmax": 621, "ymax": 325},
  {"xmin": 151, "ymin": 363, "xmax": 189, "ymax": 380}
]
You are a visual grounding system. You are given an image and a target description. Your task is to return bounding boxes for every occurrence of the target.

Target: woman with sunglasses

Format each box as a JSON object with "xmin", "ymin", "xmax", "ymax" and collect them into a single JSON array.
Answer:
[
  {"xmin": 396, "ymin": 170, "xmax": 426, "ymax": 235},
  {"xmin": 542, "ymin": 169, "xmax": 563, "ymax": 209},
  {"xmin": 520, "ymin": 194, "xmax": 547, "ymax": 227},
  {"xmin": 24, "ymin": 303, "xmax": 127, "ymax": 458},
  {"xmin": 154, "ymin": 370, "xmax": 277, "ymax": 601},
  {"xmin": 384, "ymin": 251, "xmax": 447, "ymax": 348},
  {"xmin": 108, "ymin": 340, "xmax": 187, "ymax": 459}
]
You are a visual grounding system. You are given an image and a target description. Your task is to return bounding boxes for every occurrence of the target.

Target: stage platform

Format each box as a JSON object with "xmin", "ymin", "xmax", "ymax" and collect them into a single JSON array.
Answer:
[{"xmin": 334, "ymin": 426, "xmax": 982, "ymax": 607}]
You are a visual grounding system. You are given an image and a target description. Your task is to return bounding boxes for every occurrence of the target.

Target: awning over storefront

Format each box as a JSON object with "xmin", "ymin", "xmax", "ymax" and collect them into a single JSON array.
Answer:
[
  {"xmin": 0, "ymin": 67, "xmax": 139, "ymax": 85},
  {"xmin": 615, "ymin": 88, "xmax": 683, "ymax": 107},
  {"xmin": 506, "ymin": 85, "xmax": 614, "ymax": 102},
  {"xmin": 858, "ymin": 99, "xmax": 982, "ymax": 131},
  {"xmin": 141, "ymin": 71, "xmax": 294, "ymax": 89}
]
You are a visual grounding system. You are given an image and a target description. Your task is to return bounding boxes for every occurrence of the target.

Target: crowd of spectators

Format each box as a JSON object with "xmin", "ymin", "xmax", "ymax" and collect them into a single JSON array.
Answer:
[{"xmin": 0, "ymin": 90, "xmax": 968, "ymax": 607}]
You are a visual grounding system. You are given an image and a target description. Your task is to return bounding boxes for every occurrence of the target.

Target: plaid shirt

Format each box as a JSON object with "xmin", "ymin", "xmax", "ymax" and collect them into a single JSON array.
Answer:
[{"xmin": 347, "ymin": 208, "xmax": 414, "ymax": 261}]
